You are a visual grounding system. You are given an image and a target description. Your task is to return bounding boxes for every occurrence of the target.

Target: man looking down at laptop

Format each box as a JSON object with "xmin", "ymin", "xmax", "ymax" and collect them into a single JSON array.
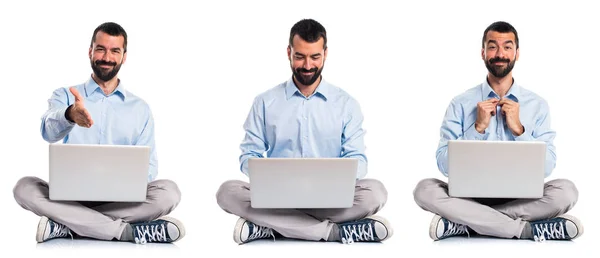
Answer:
[
  {"xmin": 12, "ymin": 22, "xmax": 184, "ymax": 244},
  {"xmin": 413, "ymin": 21, "xmax": 582, "ymax": 242},
  {"xmin": 216, "ymin": 19, "xmax": 392, "ymax": 244}
]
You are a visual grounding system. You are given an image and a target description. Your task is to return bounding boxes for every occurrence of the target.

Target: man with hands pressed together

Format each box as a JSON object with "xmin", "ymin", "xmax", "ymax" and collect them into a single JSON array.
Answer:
[
  {"xmin": 413, "ymin": 21, "xmax": 583, "ymax": 242},
  {"xmin": 13, "ymin": 22, "xmax": 184, "ymax": 244}
]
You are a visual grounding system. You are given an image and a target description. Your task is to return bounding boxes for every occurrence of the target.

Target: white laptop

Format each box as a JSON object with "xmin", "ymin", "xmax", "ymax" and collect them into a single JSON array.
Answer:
[
  {"xmin": 249, "ymin": 158, "xmax": 358, "ymax": 208},
  {"xmin": 49, "ymin": 144, "xmax": 150, "ymax": 202},
  {"xmin": 448, "ymin": 140, "xmax": 546, "ymax": 198}
]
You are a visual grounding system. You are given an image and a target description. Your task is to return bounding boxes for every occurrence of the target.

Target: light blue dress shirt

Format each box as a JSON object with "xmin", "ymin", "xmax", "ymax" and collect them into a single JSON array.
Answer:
[
  {"xmin": 239, "ymin": 77, "xmax": 368, "ymax": 179},
  {"xmin": 436, "ymin": 79, "xmax": 557, "ymax": 177},
  {"xmin": 40, "ymin": 77, "xmax": 158, "ymax": 181}
]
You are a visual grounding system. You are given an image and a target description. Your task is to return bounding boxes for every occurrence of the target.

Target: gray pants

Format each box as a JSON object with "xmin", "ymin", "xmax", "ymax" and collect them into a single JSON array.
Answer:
[
  {"xmin": 216, "ymin": 179, "xmax": 387, "ymax": 241},
  {"xmin": 13, "ymin": 176, "xmax": 181, "ymax": 241},
  {"xmin": 413, "ymin": 178, "xmax": 578, "ymax": 238}
]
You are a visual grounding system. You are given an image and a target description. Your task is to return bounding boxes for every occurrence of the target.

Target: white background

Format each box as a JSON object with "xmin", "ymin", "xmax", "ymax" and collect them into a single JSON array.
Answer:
[{"xmin": 1, "ymin": 0, "xmax": 598, "ymax": 257}]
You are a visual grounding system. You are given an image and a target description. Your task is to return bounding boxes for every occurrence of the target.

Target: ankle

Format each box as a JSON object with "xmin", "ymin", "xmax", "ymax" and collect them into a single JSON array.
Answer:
[
  {"xmin": 120, "ymin": 224, "xmax": 134, "ymax": 242},
  {"xmin": 328, "ymin": 224, "xmax": 341, "ymax": 242},
  {"xmin": 520, "ymin": 222, "xmax": 533, "ymax": 239}
]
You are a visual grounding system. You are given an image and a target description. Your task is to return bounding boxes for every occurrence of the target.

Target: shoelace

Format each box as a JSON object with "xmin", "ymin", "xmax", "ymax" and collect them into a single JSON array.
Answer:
[
  {"xmin": 442, "ymin": 220, "xmax": 470, "ymax": 238},
  {"xmin": 341, "ymin": 222, "xmax": 375, "ymax": 244},
  {"xmin": 134, "ymin": 223, "xmax": 168, "ymax": 244},
  {"xmin": 533, "ymin": 221, "xmax": 566, "ymax": 242},
  {"xmin": 248, "ymin": 224, "xmax": 275, "ymax": 242},
  {"xmin": 48, "ymin": 221, "xmax": 74, "ymax": 240}
]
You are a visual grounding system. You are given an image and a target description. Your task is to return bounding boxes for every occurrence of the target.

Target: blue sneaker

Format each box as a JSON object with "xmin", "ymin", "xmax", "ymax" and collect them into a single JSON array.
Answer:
[
  {"xmin": 430, "ymin": 215, "xmax": 470, "ymax": 240},
  {"xmin": 233, "ymin": 217, "xmax": 275, "ymax": 244},
  {"xmin": 36, "ymin": 216, "xmax": 73, "ymax": 243},
  {"xmin": 530, "ymin": 214, "xmax": 583, "ymax": 241},
  {"xmin": 131, "ymin": 216, "xmax": 185, "ymax": 244},
  {"xmin": 338, "ymin": 216, "xmax": 393, "ymax": 244}
]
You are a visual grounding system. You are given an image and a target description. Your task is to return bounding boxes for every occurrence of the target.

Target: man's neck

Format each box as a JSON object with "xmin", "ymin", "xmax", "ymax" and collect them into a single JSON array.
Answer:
[
  {"xmin": 487, "ymin": 73, "xmax": 514, "ymax": 98},
  {"xmin": 293, "ymin": 76, "xmax": 321, "ymax": 97},
  {"xmin": 91, "ymin": 74, "xmax": 119, "ymax": 96}
]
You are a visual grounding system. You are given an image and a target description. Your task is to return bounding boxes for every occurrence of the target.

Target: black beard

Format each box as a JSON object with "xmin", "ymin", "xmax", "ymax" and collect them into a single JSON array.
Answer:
[
  {"xmin": 485, "ymin": 57, "xmax": 515, "ymax": 78},
  {"xmin": 292, "ymin": 66, "xmax": 323, "ymax": 86},
  {"xmin": 91, "ymin": 60, "xmax": 121, "ymax": 81}
]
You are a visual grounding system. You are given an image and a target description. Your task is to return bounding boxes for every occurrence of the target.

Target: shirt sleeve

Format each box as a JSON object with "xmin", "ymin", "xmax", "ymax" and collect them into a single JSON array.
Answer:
[
  {"xmin": 341, "ymin": 98, "xmax": 368, "ymax": 179},
  {"xmin": 436, "ymin": 98, "xmax": 488, "ymax": 177},
  {"xmin": 41, "ymin": 87, "xmax": 76, "ymax": 143},
  {"xmin": 135, "ymin": 106, "xmax": 158, "ymax": 182},
  {"xmin": 239, "ymin": 97, "xmax": 268, "ymax": 176},
  {"xmin": 514, "ymin": 100, "xmax": 556, "ymax": 177}
]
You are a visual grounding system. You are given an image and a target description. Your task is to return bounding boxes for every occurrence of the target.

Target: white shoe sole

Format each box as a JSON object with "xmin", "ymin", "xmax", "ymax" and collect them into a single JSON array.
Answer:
[
  {"xmin": 233, "ymin": 217, "xmax": 248, "ymax": 244},
  {"xmin": 429, "ymin": 214, "xmax": 442, "ymax": 241},
  {"xmin": 36, "ymin": 216, "xmax": 50, "ymax": 243}
]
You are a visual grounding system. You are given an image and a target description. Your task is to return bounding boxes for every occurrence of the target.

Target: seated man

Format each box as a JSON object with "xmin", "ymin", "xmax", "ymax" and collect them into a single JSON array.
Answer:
[
  {"xmin": 413, "ymin": 21, "xmax": 582, "ymax": 242},
  {"xmin": 216, "ymin": 19, "xmax": 392, "ymax": 244},
  {"xmin": 13, "ymin": 22, "xmax": 184, "ymax": 244}
]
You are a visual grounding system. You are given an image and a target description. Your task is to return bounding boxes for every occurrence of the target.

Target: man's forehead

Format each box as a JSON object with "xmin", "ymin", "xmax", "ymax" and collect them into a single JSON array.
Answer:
[
  {"xmin": 93, "ymin": 32, "xmax": 125, "ymax": 47},
  {"xmin": 291, "ymin": 35, "xmax": 325, "ymax": 50},
  {"xmin": 485, "ymin": 31, "xmax": 516, "ymax": 44}
]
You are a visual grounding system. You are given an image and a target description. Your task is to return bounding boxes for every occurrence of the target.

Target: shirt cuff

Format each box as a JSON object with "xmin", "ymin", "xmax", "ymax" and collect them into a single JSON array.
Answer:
[
  {"xmin": 463, "ymin": 124, "xmax": 488, "ymax": 140},
  {"xmin": 514, "ymin": 125, "xmax": 534, "ymax": 141}
]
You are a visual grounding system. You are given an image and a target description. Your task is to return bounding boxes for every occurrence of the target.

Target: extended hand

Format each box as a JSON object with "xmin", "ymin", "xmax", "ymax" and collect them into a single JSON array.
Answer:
[{"xmin": 68, "ymin": 87, "xmax": 94, "ymax": 128}]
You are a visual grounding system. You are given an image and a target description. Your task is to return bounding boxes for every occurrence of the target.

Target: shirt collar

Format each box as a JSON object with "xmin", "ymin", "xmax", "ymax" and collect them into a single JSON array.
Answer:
[
  {"xmin": 84, "ymin": 76, "xmax": 127, "ymax": 101},
  {"xmin": 285, "ymin": 76, "xmax": 330, "ymax": 101},
  {"xmin": 481, "ymin": 77, "xmax": 520, "ymax": 102}
]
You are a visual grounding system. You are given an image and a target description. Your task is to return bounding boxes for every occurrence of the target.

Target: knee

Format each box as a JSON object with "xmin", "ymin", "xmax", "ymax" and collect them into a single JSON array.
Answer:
[
  {"xmin": 413, "ymin": 178, "xmax": 445, "ymax": 207},
  {"xmin": 546, "ymin": 179, "xmax": 578, "ymax": 212},
  {"xmin": 13, "ymin": 176, "xmax": 45, "ymax": 207},
  {"xmin": 216, "ymin": 180, "xmax": 248, "ymax": 211},
  {"xmin": 150, "ymin": 179, "xmax": 181, "ymax": 212},
  {"xmin": 355, "ymin": 179, "xmax": 388, "ymax": 214}
]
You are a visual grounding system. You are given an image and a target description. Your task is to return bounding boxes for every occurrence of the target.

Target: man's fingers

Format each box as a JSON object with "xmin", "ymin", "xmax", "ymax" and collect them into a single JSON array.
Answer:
[{"xmin": 69, "ymin": 87, "xmax": 84, "ymax": 103}]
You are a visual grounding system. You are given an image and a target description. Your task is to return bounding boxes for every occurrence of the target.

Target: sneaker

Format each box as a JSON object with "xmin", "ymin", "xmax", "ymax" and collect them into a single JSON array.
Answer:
[
  {"xmin": 429, "ymin": 214, "xmax": 470, "ymax": 241},
  {"xmin": 131, "ymin": 216, "xmax": 185, "ymax": 244},
  {"xmin": 233, "ymin": 217, "xmax": 275, "ymax": 244},
  {"xmin": 36, "ymin": 216, "xmax": 73, "ymax": 243},
  {"xmin": 530, "ymin": 214, "xmax": 583, "ymax": 241},
  {"xmin": 338, "ymin": 216, "xmax": 392, "ymax": 244}
]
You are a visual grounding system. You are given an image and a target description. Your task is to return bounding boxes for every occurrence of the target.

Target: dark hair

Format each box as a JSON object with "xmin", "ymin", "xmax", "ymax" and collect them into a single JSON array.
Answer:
[
  {"xmin": 482, "ymin": 21, "xmax": 519, "ymax": 49},
  {"xmin": 289, "ymin": 19, "xmax": 327, "ymax": 49},
  {"xmin": 90, "ymin": 22, "xmax": 128, "ymax": 52}
]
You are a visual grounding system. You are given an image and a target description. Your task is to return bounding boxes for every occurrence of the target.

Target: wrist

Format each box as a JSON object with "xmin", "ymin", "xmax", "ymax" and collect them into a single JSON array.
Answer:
[
  {"xmin": 475, "ymin": 123, "xmax": 486, "ymax": 134},
  {"xmin": 65, "ymin": 105, "xmax": 75, "ymax": 123},
  {"xmin": 512, "ymin": 125, "xmax": 524, "ymax": 136}
]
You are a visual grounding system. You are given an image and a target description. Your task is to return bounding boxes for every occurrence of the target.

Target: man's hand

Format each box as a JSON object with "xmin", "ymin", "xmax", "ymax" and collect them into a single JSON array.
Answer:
[
  {"xmin": 475, "ymin": 98, "xmax": 499, "ymax": 133},
  {"xmin": 498, "ymin": 98, "xmax": 524, "ymax": 136},
  {"xmin": 67, "ymin": 87, "xmax": 94, "ymax": 128}
]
